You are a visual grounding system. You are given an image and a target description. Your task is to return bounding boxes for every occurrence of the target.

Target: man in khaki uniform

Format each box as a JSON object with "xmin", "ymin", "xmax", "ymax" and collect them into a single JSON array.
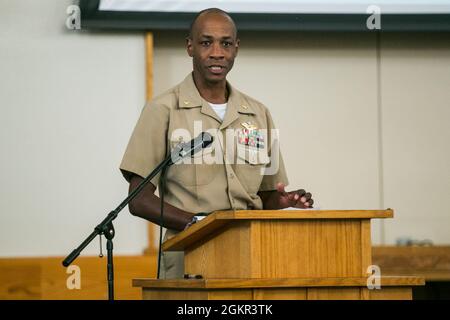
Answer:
[{"xmin": 120, "ymin": 8, "xmax": 314, "ymax": 279}]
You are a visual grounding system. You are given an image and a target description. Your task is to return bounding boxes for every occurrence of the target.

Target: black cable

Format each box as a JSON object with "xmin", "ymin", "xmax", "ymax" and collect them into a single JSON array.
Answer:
[{"xmin": 157, "ymin": 167, "xmax": 168, "ymax": 279}]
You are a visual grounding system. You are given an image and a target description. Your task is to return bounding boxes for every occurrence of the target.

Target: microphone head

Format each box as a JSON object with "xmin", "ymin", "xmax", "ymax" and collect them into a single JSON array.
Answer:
[
  {"xmin": 171, "ymin": 132, "xmax": 215, "ymax": 164},
  {"xmin": 201, "ymin": 132, "xmax": 214, "ymax": 148}
]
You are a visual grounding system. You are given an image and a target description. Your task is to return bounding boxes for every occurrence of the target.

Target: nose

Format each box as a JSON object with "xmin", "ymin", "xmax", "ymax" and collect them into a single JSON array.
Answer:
[{"xmin": 209, "ymin": 42, "xmax": 224, "ymax": 60}]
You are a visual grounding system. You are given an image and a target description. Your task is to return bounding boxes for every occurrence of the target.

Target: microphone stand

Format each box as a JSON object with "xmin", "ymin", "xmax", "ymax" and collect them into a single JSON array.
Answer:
[
  {"xmin": 62, "ymin": 132, "xmax": 212, "ymax": 300},
  {"xmin": 62, "ymin": 156, "xmax": 173, "ymax": 300}
]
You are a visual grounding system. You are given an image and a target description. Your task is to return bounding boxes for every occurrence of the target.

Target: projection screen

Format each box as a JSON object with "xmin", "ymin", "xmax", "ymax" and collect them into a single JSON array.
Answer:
[{"xmin": 79, "ymin": 0, "xmax": 450, "ymax": 31}]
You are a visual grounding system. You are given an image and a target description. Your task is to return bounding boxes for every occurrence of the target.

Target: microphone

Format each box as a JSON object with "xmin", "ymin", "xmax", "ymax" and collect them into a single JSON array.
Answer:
[{"xmin": 169, "ymin": 132, "xmax": 213, "ymax": 165}]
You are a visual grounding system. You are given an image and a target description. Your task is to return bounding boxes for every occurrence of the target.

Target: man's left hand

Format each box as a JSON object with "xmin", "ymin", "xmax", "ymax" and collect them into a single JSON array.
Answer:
[{"xmin": 275, "ymin": 183, "xmax": 314, "ymax": 209}]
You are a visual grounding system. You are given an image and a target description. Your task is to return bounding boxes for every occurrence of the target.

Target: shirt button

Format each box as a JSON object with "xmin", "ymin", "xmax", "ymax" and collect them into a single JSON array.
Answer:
[{"xmin": 229, "ymin": 173, "xmax": 234, "ymax": 179}]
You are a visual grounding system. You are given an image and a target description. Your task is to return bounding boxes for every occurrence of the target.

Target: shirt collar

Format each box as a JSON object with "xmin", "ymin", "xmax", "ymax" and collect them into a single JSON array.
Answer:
[
  {"xmin": 178, "ymin": 73, "xmax": 256, "ymax": 115},
  {"xmin": 178, "ymin": 73, "xmax": 256, "ymax": 128},
  {"xmin": 178, "ymin": 73, "xmax": 203, "ymax": 109}
]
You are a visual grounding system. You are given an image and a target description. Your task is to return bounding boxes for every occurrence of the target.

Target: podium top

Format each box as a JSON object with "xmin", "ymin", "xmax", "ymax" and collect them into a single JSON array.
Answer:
[{"xmin": 162, "ymin": 209, "xmax": 393, "ymax": 251}]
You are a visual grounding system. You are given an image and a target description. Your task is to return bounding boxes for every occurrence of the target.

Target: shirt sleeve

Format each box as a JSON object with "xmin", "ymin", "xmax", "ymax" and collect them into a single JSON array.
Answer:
[
  {"xmin": 258, "ymin": 107, "xmax": 290, "ymax": 192},
  {"xmin": 119, "ymin": 102, "xmax": 170, "ymax": 187}
]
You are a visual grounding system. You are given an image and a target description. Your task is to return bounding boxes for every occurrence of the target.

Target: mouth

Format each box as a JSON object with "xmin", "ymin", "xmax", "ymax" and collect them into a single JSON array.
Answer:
[{"xmin": 207, "ymin": 65, "xmax": 226, "ymax": 75}]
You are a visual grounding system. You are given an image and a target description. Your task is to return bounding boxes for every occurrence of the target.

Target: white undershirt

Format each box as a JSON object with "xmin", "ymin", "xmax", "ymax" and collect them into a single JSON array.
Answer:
[{"xmin": 208, "ymin": 102, "xmax": 227, "ymax": 121}]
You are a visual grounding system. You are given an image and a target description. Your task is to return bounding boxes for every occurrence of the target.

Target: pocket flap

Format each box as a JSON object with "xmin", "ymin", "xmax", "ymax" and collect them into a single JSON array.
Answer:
[{"xmin": 237, "ymin": 145, "xmax": 270, "ymax": 165}]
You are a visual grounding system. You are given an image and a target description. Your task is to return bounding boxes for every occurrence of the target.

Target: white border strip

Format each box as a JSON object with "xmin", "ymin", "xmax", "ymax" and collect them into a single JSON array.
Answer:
[{"xmin": 99, "ymin": 0, "xmax": 450, "ymax": 14}]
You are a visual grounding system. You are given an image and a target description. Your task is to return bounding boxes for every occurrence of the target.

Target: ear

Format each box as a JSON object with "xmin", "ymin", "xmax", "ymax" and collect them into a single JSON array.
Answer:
[
  {"xmin": 186, "ymin": 37, "xmax": 194, "ymax": 57},
  {"xmin": 234, "ymin": 38, "xmax": 240, "ymax": 56}
]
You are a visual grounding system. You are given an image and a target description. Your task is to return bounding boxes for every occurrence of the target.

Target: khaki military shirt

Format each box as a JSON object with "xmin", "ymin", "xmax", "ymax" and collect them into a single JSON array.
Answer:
[{"xmin": 120, "ymin": 73, "xmax": 289, "ymax": 215}]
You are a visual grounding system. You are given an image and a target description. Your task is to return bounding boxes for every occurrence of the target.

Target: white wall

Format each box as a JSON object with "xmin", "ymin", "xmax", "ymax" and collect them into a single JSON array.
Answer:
[
  {"xmin": 0, "ymin": 0, "xmax": 147, "ymax": 256},
  {"xmin": 0, "ymin": 0, "xmax": 449, "ymax": 257},
  {"xmin": 381, "ymin": 33, "xmax": 450, "ymax": 244}
]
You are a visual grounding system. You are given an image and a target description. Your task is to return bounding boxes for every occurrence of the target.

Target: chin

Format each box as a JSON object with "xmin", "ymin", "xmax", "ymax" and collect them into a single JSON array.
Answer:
[{"xmin": 206, "ymin": 74, "xmax": 227, "ymax": 83}]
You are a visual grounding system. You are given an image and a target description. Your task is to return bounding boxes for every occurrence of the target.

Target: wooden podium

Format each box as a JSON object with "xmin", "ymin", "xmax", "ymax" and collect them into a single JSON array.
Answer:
[{"xmin": 133, "ymin": 210, "xmax": 424, "ymax": 300}]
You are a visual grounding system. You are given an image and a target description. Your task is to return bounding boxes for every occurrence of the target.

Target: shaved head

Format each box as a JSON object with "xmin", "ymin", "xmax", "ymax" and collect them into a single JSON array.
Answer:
[
  {"xmin": 186, "ymin": 8, "xmax": 240, "ymax": 92},
  {"xmin": 188, "ymin": 8, "xmax": 237, "ymax": 40}
]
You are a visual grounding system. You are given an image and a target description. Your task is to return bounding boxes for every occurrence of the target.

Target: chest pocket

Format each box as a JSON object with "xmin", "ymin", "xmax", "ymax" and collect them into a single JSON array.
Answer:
[
  {"xmin": 234, "ymin": 145, "xmax": 270, "ymax": 195},
  {"xmin": 167, "ymin": 146, "xmax": 220, "ymax": 187}
]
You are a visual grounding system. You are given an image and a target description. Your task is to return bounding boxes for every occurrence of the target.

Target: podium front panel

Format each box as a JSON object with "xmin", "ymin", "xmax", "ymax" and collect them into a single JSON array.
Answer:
[{"xmin": 184, "ymin": 219, "xmax": 372, "ymax": 279}]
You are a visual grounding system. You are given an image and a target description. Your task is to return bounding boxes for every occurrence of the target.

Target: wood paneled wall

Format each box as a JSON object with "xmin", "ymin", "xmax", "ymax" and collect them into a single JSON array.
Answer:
[{"xmin": 0, "ymin": 256, "xmax": 156, "ymax": 300}]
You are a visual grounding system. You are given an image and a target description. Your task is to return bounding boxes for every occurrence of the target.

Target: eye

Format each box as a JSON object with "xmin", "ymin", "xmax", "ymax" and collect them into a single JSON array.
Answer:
[
  {"xmin": 222, "ymin": 41, "xmax": 232, "ymax": 47},
  {"xmin": 200, "ymin": 40, "xmax": 211, "ymax": 47}
]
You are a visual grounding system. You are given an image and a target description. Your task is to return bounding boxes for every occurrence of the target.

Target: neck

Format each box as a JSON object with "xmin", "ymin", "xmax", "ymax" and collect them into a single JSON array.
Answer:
[{"xmin": 192, "ymin": 72, "xmax": 228, "ymax": 104}]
